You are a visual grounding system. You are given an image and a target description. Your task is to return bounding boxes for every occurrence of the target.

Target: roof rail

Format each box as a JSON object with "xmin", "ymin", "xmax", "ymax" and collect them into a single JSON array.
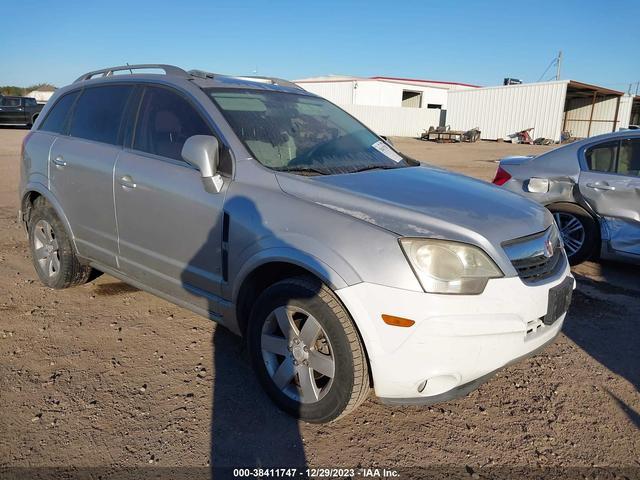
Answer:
[
  {"xmin": 74, "ymin": 64, "xmax": 189, "ymax": 83},
  {"xmin": 232, "ymin": 76, "xmax": 304, "ymax": 90},
  {"xmin": 188, "ymin": 69, "xmax": 216, "ymax": 80}
]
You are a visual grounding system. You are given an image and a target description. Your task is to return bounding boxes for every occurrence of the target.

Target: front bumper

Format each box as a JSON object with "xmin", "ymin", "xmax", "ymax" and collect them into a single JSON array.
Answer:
[{"xmin": 334, "ymin": 261, "xmax": 573, "ymax": 403}]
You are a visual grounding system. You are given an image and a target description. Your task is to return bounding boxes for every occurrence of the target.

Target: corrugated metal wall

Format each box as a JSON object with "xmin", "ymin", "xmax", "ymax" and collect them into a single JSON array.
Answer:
[
  {"xmin": 298, "ymin": 81, "xmax": 355, "ymax": 105},
  {"xmin": 618, "ymin": 95, "xmax": 634, "ymax": 129},
  {"xmin": 339, "ymin": 104, "xmax": 441, "ymax": 137},
  {"xmin": 564, "ymin": 96, "xmax": 623, "ymax": 137},
  {"xmin": 447, "ymin": 81, "xmax": 568, "ymax": 141},
  {"xmin": 297, "ymin": 80, "xmax": 448, "ymax": 109}
]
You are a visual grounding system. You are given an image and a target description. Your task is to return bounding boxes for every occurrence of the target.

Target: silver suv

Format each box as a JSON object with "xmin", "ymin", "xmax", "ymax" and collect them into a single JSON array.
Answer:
[{"xmin": 20, "ymin": 64, "xmax": 574, "ymax": 423}]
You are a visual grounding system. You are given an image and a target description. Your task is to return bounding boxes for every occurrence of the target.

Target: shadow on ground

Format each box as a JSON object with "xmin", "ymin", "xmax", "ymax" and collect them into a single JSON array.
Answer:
[
  {"xmin": 564, "ymin": 257, "xmax": 640, "ymax": 428},
  {"xmin": 181, "ymin": 196, "xmax": 309, "ymax": 478}
]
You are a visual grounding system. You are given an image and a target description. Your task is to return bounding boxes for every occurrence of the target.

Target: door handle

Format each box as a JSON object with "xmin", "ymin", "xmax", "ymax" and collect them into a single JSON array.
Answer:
[
  {"xmin": 586, "ymin": 183, "xmax": 615, "ymax": 191},
  {"xmin": 119, "ymin": 175, "xmax": 137, "ymax": 189},
  {"xmin": 52, "ymin": 155, "xmax": 67, "ymax": 167}
]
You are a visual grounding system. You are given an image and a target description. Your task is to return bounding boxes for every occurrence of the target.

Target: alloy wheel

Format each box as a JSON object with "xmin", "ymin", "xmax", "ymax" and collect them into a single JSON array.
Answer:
[
  {"xmin": 33, "ymin": 219, "xmax": 61, "ymax": 279},
  {"xmin": 261, "ymin": 305, "xmax": 335, "ymax": 404},
  {"xmin": 553, "ymin": 212, "xmax": 585, "ymax": 257}
]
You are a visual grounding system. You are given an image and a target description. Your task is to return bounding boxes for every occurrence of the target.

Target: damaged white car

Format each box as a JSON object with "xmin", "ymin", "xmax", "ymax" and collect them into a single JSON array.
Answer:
[{"xmin": 493, "ymin": 130, "xmax": 640, "ymax": 265}]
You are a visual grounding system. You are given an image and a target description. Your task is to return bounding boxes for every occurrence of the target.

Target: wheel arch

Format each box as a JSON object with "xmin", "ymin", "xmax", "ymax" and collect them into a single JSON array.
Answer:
[
  {"xmin": 21, "ymin": 186, "xmax": 78, "ymax": 251},
  {"xmin": 234, "ymin": 260, "xmax": 374, "ymax": 388},
  {"xmin": 234, "ymin": 257, "xmax": 345, "ymax": 336}
]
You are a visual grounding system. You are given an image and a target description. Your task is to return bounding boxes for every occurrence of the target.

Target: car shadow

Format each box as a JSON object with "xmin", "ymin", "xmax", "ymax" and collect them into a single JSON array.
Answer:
[
  {"xmin": 606, "ymin": 388, "xmax": 640, "ymax": 429},
  {"xmin": 563, "ymin": 259, "xmax": 640, "ymax": 393},
  {"xmin": 181, "ymin": 195, "xmax": 309, "ymax": 478},
  {"xmin": 0, "ymin": 125, "xmax": 31, "ymax": 130}
]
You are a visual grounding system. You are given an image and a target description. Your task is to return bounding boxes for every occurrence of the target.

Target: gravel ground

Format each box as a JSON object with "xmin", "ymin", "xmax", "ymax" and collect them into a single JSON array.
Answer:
[{"xmin": 0, "ymin": 129, "xmax": 638, "ymax": 479}]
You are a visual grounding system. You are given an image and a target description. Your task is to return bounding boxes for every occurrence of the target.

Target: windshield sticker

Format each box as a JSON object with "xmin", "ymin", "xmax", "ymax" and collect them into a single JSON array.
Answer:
[{"xmin": 372, "ymin": 140, "xmax": 403, "ymax": 163}]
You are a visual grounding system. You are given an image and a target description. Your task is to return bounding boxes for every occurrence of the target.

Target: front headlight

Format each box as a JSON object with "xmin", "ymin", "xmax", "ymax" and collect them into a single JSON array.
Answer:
[{"xmin": 399, "ymin": 238, "xmax": 503, "ymax": 294}]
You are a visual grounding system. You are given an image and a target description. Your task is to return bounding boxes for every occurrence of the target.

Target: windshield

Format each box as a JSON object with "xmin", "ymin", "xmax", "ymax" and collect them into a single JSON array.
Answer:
[{"xmin": 207, "ymin": 89, "xmax": 412, "ymax": 175}]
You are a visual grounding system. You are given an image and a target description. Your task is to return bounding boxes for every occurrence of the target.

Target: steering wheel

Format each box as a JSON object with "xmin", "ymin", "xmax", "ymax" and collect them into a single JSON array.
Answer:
[{"xmin": 287, "ymin": 133, "xmax": 357, "ymax": 168}]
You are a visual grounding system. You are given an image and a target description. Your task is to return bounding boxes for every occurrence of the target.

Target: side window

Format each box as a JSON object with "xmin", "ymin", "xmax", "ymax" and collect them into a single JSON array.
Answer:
[
  {"xmin": 133, "ymin": 86, "xmax": 212, "ymax": 161},
  {"xmin": 618, "ymin": 138, "xmax": 640, "ymax": 177},
  {"xmin": 40, "ymin": 91, "xmax": 80, "ymax": 134},
  {"xmin": 69, "ymin": 85, "xmax": 133, "ymax": 145},
  {"xmin": 585, "ymin": 141, "xmax": 618, "ymax": 173},
  {"xmin": 2, "ymin": 97, "xmax": 21, "ymax": 107},
  {"xmin": 25, "ymin": 98, "xmax": 37, "ymax": 107}
]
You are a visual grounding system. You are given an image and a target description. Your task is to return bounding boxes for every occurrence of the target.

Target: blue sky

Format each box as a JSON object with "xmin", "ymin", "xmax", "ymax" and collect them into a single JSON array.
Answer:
[{"xmin": 2, "ymin": 0, "xmax": 639, "ymax": 91}]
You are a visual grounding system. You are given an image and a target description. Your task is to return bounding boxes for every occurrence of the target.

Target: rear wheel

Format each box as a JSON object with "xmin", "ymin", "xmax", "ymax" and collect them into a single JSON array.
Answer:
[
  {"xmin": 28, "ymin": 197, "xmax": 95, "ymax": 289},
  {"xmin": 548, "ymin": 203, "xmax": 598, "ymax": 265},
  {"xmin": 247, "ymin": 276, "xmax": 370, "ymax": 423}
]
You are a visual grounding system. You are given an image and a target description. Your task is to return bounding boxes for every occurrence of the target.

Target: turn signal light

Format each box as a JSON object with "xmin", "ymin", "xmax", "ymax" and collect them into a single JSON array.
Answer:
[{"xmin": 381, "ymin": 314, "xmax": 415, "ymax": 327}]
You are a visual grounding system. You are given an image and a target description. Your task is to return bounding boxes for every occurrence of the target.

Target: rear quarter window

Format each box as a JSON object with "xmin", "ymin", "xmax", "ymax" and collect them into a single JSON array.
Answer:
[
  {"xmin": 40, "ymin": 91, "xmax": 80, "ymax": 134},
  {"xmin": 69, "ymin": 85, "xmax": 133, "ymax": 145}
]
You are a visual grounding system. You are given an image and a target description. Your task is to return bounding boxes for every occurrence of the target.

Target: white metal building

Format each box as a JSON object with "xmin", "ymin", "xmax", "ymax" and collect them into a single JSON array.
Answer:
[
  {"xmin": 27, "ymin": 89, "xmax": 55, "ymax": 103},
  {"xmin": 294, "ymin": 76, "xmax": 477, "ymax": 137},
  {"xmin": 447, "ymin": 80, "xmax": 633, "ymax": 142}
]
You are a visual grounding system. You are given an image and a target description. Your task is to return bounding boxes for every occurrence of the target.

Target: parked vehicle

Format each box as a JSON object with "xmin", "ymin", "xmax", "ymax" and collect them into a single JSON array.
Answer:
[
  {"xmin": 0, "ymin": 95, "xmax": 44, "ymax": 126},
  {"xmin": 493, "ymin": 130, "xmax": 640, "ymax": 266},
  {"xmin": 20, "ymin": 64, "xmax": 574, "ymax": 422}
]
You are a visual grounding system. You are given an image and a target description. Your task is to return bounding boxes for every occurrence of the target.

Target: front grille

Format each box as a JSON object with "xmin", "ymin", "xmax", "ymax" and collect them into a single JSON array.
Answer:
[
  {"xmin": 503, "ymin": 226, "xmax": 565, "ymax": 284},
  {"xmin": 511, "ymin": 247, "xmax": 563, "ymax": 283}
]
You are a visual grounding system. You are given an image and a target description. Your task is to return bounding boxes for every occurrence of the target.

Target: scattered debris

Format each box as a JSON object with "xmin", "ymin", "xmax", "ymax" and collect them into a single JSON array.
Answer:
[{"xmin": 421, "ymin": 126, "xmax": 481, "ymax": 143}]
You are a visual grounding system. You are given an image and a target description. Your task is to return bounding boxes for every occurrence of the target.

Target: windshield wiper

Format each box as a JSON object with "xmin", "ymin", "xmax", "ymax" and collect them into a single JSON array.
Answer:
[
  {"xmin": 274, "ymin": 166, "xmax": 329, "ymax": 176},
  {"xmin": 348, "ymin": 164, "xmax": 401, "ymax": 174}
]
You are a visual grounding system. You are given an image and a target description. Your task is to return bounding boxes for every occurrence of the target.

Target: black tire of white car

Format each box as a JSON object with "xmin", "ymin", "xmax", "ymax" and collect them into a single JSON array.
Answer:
[
  {"xmin": 548, "ymin": 203, "xmax": 598, "ymax": 265},
  {"xmin": 247, "ymin": 276, "xmax": 370, "ymax": 423},
  {"xmin": 28, "ymin": 196, "xmax": 94, "ymax": 289}
]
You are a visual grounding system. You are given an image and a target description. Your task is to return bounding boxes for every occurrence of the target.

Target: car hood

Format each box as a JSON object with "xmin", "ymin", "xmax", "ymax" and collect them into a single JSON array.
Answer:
[{"xmin": 276, "ymin": 165, "xmax": 552, "ymax": 255}]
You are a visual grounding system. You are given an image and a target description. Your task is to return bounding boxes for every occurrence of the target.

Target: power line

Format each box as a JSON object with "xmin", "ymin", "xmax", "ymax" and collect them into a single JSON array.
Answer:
[{"xmin": 537, "ymin": 51, "xmax": 562, "ymax": 82}]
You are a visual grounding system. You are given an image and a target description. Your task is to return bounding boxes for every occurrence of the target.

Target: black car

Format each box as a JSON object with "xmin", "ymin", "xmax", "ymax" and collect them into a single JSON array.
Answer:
[{"xmin": 0, "ymin": 95, "xmax": 44, "ymax": 126}]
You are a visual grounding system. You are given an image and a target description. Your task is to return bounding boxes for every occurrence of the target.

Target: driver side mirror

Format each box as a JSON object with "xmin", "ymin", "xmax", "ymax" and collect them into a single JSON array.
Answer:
[{"xmin": 181, "ymin": 135, "xmax": 224, "ymax": 193}]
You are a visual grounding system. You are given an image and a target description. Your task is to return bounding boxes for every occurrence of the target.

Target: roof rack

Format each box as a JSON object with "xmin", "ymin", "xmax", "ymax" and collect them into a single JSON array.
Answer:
[
  {"xmin": 74, "ymin": 64, "xmax": 189, "ymax": 83},
  {"xmin": 74, "ymin": 65, "xmax": 304, "ymax": 91}
]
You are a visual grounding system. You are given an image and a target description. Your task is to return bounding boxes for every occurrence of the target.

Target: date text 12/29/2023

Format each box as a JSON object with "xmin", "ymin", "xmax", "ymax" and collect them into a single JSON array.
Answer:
[{"xmin": 233, "ymin": 468, "xmax": 400, "ymax": 478}]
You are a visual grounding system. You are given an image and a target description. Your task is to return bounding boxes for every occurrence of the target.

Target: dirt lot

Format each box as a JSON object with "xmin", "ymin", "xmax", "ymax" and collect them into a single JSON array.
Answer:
[{"xmin": 1, "ymin": 129, "xmax": 638, "ymax": 478}]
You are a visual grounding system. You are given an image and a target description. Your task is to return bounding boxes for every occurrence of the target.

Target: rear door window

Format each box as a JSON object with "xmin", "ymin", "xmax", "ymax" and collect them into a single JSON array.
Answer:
[
  {"xmin": 69, "ymin": 85, "xmax": 133, "ymax": 145},
  {"xmin": 133, "ymin": 86, "xmax": 212, "ymax": 161},
  {"xmin": 40, "ymin": 91, "xmax": 80, "ymax": 134},
  {"xmin": 585, "ymin": 141, "xmax": 619, "ymax": 173},
  {"xmin": 618, "ymin": 138, "xmax": 640, "ymax": 177}
]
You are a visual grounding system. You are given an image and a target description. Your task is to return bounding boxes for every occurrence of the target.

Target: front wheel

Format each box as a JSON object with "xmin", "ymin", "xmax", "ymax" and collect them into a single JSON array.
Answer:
[{"xmin": 247, "ymin": 276, "xmax": 370, "ymax": 423}]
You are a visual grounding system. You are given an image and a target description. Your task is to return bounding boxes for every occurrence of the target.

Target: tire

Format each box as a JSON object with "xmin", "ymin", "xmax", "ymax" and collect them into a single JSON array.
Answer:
[
  {"xmin": 548, "ymin": 203, "xmax": 598, "ymax": 265},
  {"xmin": 28, "ymin": 197, "xmax": 95, "ymax": 289},
  {"xmin": 247, "ymin": 276, "xmax": 370, "ymax": 423}
]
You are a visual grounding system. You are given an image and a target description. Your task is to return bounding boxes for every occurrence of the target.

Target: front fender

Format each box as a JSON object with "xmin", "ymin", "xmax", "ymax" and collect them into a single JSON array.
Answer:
[{"xmin": 230, "ymin": 237, "xmax": 360, "ymax": 304}]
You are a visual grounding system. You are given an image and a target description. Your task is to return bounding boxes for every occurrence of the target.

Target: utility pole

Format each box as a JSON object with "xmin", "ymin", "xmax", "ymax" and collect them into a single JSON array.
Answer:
[{"xmin": 556, "ymin": 50, "xmax": 562, "ymax": 80}]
